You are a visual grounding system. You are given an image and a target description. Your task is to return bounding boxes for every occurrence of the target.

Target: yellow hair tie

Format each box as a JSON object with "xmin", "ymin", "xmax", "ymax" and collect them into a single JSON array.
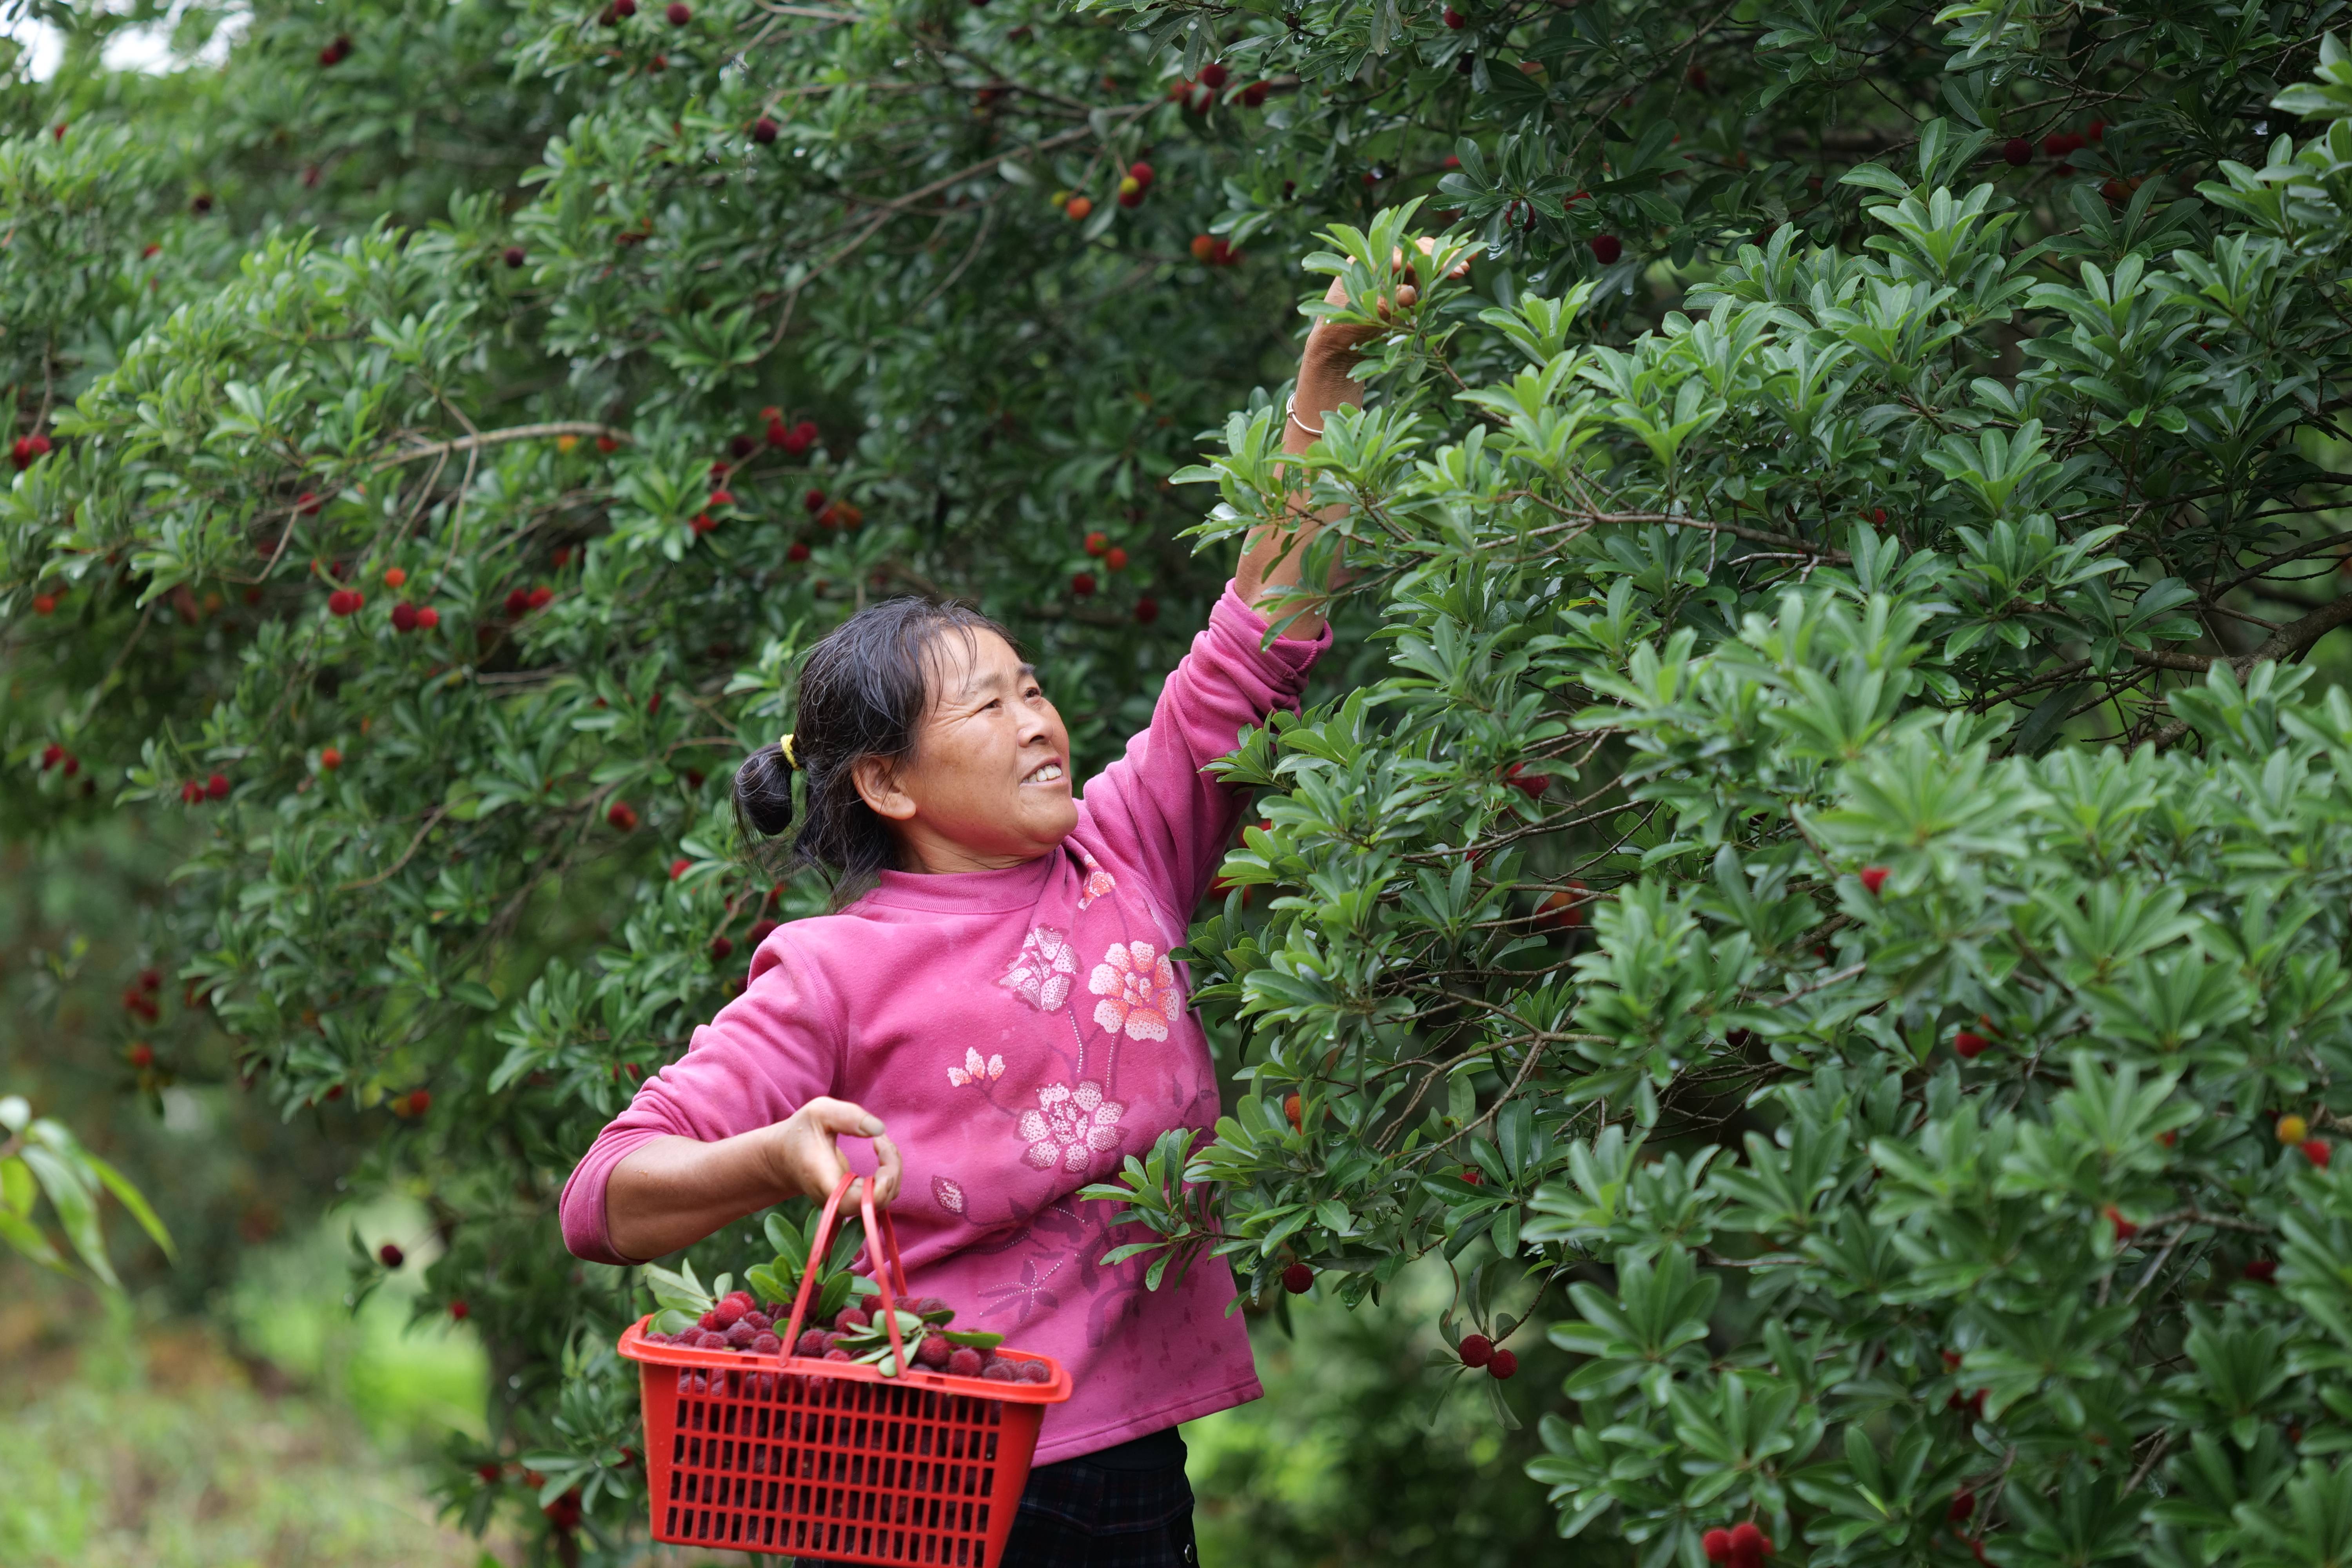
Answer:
[{"xmin": 779, "ymin": 733, "xmax": 797, "ymax": 767}]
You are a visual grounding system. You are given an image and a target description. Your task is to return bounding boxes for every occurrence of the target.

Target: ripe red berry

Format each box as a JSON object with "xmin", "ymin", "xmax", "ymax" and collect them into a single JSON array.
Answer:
[
  {"xmin": 2304, "ymin": 1138, "xmax": 2332, "ymax": 1168},
  {"xmin": 391, "ymin": 602, "xmax": 419, "ymax": 632},
  {"xmin": 2245, "ymin": 1258, "xmax": 2278, "ymax": 1283},
  {"xmin": 503, "ymin": 246, "xmax": 525, "ymax": 268},
  {"xmin": 1282, "ymin": 1263, "xmax": 1314, "ymax": 1294},
  {"xmin": 129, "ymin": 1042, "xmax": 155, "ymax": 1069},
  {"xmin": 1283, "ymin": 1092, "xmax": 1302, "ymax": 1132},
  {"xmin": 32, "ymin": 593, "xmax": 54, "ymax": 615},
  {"xmin": 320, "ymin": 746, "xmax": 343, "ymax": 771},
  {"xmin": 1458, "ymin": 1334, "xmax": 1493, "ymax": 1368},
  {"xmin": 417, "ymin": 606, "xmax": 439, "ymax": 629},
  {"xmin": 1241, "ymin": 80, "xmax": 1268, "ymax": 107},
  {"xmin": 795, "ymin": 1329, "xmax": 830, "ymax": 1357},
  {"xmin": 750, "ymin": 918, "xmax": 779, "ymax": 942},
  {"xmin": 804, "ymin": 488, "xmax": 827, "ymax": 514},
  {"xmin": 1488, "ymin": 1348, "xmax": 1517, "ymax": 1379},
  {"xmin": 786, "ymin": 541, "xmax": 811, "ymax": 563},
  {"xmin": 528, "ymin": 585, "xmax": 554, "ymax": 609},
  {"xmin": 329, "ymin": 589, "xmax": 363, "ymax": 616},
  {"xmin": 1859, "ymin": 865, "xmax": 1888, "ymax": 895},
  {"xmin": 1949, "ymin": 1489, "xmax": 1975, "ymax": 1523},
  {"xmin": 1504, "ymin": 762, "xmax": 1549, "ymax": 797},
  {"xmin": 2002, "ymin": 136, "xmax": 2031, "ymax": 165},
  {"xmin": 666, "ymin": 0, "xmax": 690, "ymax": 20},
  {"xmin": 834, "ymin": 1307, "xmax": 869, "ymax": 1332},
  {"xmin": 1590, "ymin": 234, "xmax": 1623, "ymax": 264},
  {"xmin": 207, "ymin": 773, "xmax": 229, "ymax": 799},
  {"xmin": 1443, "ymin": 5, "xmax": 1465, "ymax": 24},
  {"xmin": 608, "ymin": 800, "xmax": 639, "ymax": 831},
  {"xmin": 1103, "ymin": 546, "xmax": 1129, "ymax": 571},
  {"xmin": 1084, "ymin": 530, "xmax": 1109, "ymax": 556},
  {"xmin": 752, "ymin": 116, "xmax": 779, "ymax": 144},
  {"xmin": 947, "ymin": 1347, "xmax": 984, "ymax": 1377},
  {"xmin": 477, "ymin": 1464, "xmax": 503, "ymax": 1484},
  {"xmin": 1071, "ymin": 572, "xmax": 1096, "ymax": 597},
  {"xmin": 1198, "ymin": 61, "xmax": 1229, "ymax": 89},
  {"xmin": 1702, "ymin": 1529, "xmax": 1733, "ymax": 1564},
  {"xmin": 1954, "ymin": 1030, "xmax": 1988, "ymax": 1059},
  {"xmin": 379, "ymin": 1243, "xmax": 405, "ymax": 1268},
  {"xmin": 450, "ymin": 1299, "xmax": 470, "ymax": 1321},
  {"xmin": 1728, "ymin": 1521, "xmax": 1769, "ymax": 1559},
  {"xmin": 751, "ymin": 1332, "xmax": 782, "ymax": 1354},
  {"xmin": 2105, "ymin": 1204, "xmax": 2138, "ymax": 1242},
  {"xmin": 710, "ymin": 935, "xmax": 735, "ymax": 960},
  {"xmin": 708, "ymin": 489, "xmax": 735, "ymax": 508},
  {"xmin": 615, "ymin": 0, "xmax": 636, "ymax": 13},
  {"xmin": 1128, "ymin": 161, "xmax": 1154, "ymax": 188},
  {"xmin": 1133, "ymin": 597, "xmax": 1159, "ymax": 624}
]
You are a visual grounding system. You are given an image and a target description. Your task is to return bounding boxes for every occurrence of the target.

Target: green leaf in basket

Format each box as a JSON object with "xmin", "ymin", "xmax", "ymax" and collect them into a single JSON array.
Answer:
[
  {"xmin": 942, "ymin": 1330, "xmax": 1005, "ymax": 1350},
  {"xmin": 744, "ymin": 1262, "xmax": 792, "ymax": 1304},
  {"xmin": 813, "ymin": 1272, "xmax": 855, "ymax": 1325},
  {"xmin": 642, "ymin": 1262, "xmax": 715, "ymax": 1316},
  {"xmin": 652, "ymin": 1308, "xmax": 700, "ymax": 1336},
  {"xmin": 848, "ymin": 1274, "xmax": 880, "ymax": 1298},
  {"xmin": 763, "ymin": 1210, "xmax": 807, "ymax": 1269}
]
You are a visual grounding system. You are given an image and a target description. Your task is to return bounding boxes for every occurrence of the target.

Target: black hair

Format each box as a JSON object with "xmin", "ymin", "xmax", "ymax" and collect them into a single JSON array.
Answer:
[{"xmin": 733, "ymin": 596, "xmax": 1020, "ymax": 884}]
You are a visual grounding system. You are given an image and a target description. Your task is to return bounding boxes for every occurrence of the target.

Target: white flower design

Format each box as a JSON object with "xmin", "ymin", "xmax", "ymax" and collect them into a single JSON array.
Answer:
[
  {"xmin": 1077, "ymin": 849, "xmax": 1116, "ymax": 911},
  {"xmin": 1017, "ymin": 1081, "xmax": 1126, "ymax": 1174},
  {"xmin": 1089, "ymin": 940, "xmax": 1179, "ymax": 1042},
  {"xmin": 946, "ymin": 1047, "xmax": 1006, "ymax": 1088},
  {"xmin": 997, "ymin": 925, "xmax": 1077, "ymax": 1012}
]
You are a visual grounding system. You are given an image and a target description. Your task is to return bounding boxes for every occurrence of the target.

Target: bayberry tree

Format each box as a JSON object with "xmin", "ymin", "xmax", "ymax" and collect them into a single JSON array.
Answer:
[{"xmin": 12, "ymin": 0, "xmax": 2352, "ymax": 1563}]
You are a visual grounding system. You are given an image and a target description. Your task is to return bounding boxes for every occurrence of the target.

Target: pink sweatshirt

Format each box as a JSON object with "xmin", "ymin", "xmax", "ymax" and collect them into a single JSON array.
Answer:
[{"xmin": 560, "ymin": 584, "xmax": 1327, "ymax": 1464}]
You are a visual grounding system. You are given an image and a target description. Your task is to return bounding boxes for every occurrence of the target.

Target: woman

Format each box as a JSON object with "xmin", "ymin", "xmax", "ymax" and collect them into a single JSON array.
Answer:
[{"xmin": 559, "ymin": 267, "xmax": 1397, "ymax": 1564}]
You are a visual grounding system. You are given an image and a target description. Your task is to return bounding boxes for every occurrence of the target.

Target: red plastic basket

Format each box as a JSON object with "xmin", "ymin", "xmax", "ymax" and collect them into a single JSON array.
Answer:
[{"xmin": 619, "ymin": 1172, "xmax": 1070, "ymax": 1564}]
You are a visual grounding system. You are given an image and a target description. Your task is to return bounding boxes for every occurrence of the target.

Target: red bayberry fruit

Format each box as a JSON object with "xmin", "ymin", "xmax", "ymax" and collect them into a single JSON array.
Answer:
[
  {"xmin": 1590, "ymin": 234, "xmax": 1623, "ymax": 264},
  {"xmin": 1728, "ymin": 1522, "xmax": 1768, "ymax": 1559},
  {"xmin": 822, "ymin": 1347, "xmax": 853, "ymax": 1362},
  {"xmin": 690, "ymin": 513, "xmax": 716, "ymax": 535},
  {"xmin": 2105, "ymin": 1205, "xmax": 2138, "ymax": 1242},
  {"xmin": 1198, "ymin": 61, "xmax": 1229, "ymax": 89},
  {"xmin": 382, "ymin": 566, "xmax": 407, "ymax": 588},
  {"xmin": 297, "ymin": 491, "xmax": 321, "ymax": 514},
  {"xmin": 2304, "ymin": 1139, "xmax": 2332, "ymax": 1168},
  {"xmin": 1071, "ymin": 572, "xmax": 1097, "ymax": 597},
  {"xmin": 752, "ymin": 116, "xmax": 779, "ymax": 144},
  {"xmin": 710, "ymin": 936, "xmax": 734, "ymax": 961},
  {"xmin": 751, "ymin": 1332, "xmax": 782, "ymax": 1354},
  {"xmin": 379, "ymin": 1243, "xmax": 405, "ymax": 1268},
  {"xmin": 180, "ymin": 780, "xmax": 201, "ymax": 803},
  {"xmin": 528, "ymin": 585, "xmax": 554, "ymax": 609},
  {"xmin": 666, "ymin": 0, "xmax": 690, "ymax": 19},
  {"xmin": 1443, "ymin": 5, "xmax": 1465, "ymax": 23},
  {"xmin": 2003, "ymin": 136, "xmax": 2031, "ymax": 165},
  {"xmin": 502, "ymin": 246, "xmax": 525, "ymax": 269},
  {"xmin": 320, "ymin": 746, "xmax": 343, "ymax": 771},
  {"xmin": 1537, "ymin": 884, "xmax": 1589, "ymax": 932},
  {"xmin": 191, "ymin": 192, "xmax": 213, "ymax": 214},
  {"xmin": 1118, "ymin": 178, "xmax": 1145, "ymax": 209},
  {"xmin": 1084, "ymin": 530, "xmax": 1109, "ymax": 555},
  {"xmin": 834, "ymin": 1307, "xmax": 869, "ymax": 1332},
  {"xmin": 1134, "ymin": 597, "xmax": 1160, "ymax": 625},
  {"xmin": 1283, "ymin": 1091, "xmax": 1302, "ymax": 1131},
  {"xmin": 2157, "ymin": 1128, "xmax": 2177, "ymax": 1147},
  {"xmin": 1949, "ymin": 1489, "xmax": 1975, "ymax": 1523},
  {"xmin": 1504, "ymin": 762, "xmax": 1549, "ymax": 797},
  {"xmin": 207, "ymin": 773, "xmax": 229, "ymax": 799},
  {"xmin": 40, "ymin": 744, "xmax": 63, "ymax": 770},
  {"xmin": 328, "ymin": 589, "xmax": 363, "ymax": 616},
  {"xmin": 1282, "ymin": 1263, "xmax": 1314, "ymax": 1294},
  {"xmin": 670, "ymin": 858, "xmax": 691, "ymax": 880},
  {"xmin": 417, "ymin": 606, "xmax": 439, "ymax": 629},
  {"xmin": 1458, "ymin": 1334, "xmax": 1493, "ymax": 1368},
  {"xmin": 1129, "ymin": 161, "xmax": 1154, "ymax": 188},
  {"xmin": 795, "ymin": 1329, "xmax": 830, "ymax": 1357},
  {"xmin": 450, "ymin": 1299, "xmax": 470, "ymax": 1321},
  {"xmin": 787, "ymin": 541, "xmax": 811, "ymax": 563},
  {"xmin": 32, "ymin": 593, "xmax": 54, "ymax": 615},
  {"xmin": 2245, "ymin": 1258, "xmax": 2278, "ymax": 1283},
  {"xmin": 750, "ymin": 918, "xmax": 779, "ymax": 942},
  {"xmin": 804, "ymin": 488, "xmax": 827, "ymax": 514},
  {"xmin": 1702, "ymin": 1530, "xmax": 1733, "ymax": 1564},
  {"xmin": 608, "ymin": 800, "xmax": 639, "ymax": 831},
  {"xmin": 947, "ymin": 1347, "xmax": 984, "ymax": 1377},
  {"xmin": 1860, "ymin": 866, "xmax": 1888, "ymax": 895},
  {"xmin": 789, "ymin": 419, "xmax": 818, "ymax": 453},
  {"xmin": 1104, "ymin": 546, "xmax": 1129, "ymax": 571},
  {"xmin": 1954, "ymin": 1030, "xmax": 1988, "ymax": 1059},
  {"xmin": 391, "ymin": 602, "xmax": 419, "ymax": 632},
  {"xmin": 128, "ymin": 1042, "xmax": 155, "ymax": 1069},
  {"xmin": 1241, "ymin": 80, "xmax": 1268, "ymax": 107},
  {"xmin": 504, "ymin": 588, "xmax": 530, "ymax": 617},
  {"xmin": 2042, "ymin": 131, "xmax": 2084, "ymax": 158},
  {"xmin": 596, "ymin": 434, "xmax": 620, "ymax": 453},
  {"xmin": 477, "ymin": 1464, "xmax": 503, "ymax": 1484},
  {"xmin": 1488, "ymin": 1349, "xmax": 1517, "ymax": 1379},
  {"xmin": 708, "ymin": 489, "xmax": 735, "ymax": 508}
]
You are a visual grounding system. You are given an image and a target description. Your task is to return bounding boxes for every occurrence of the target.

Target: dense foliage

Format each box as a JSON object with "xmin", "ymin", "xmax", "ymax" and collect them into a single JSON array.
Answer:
[{"xmin": 11, "ymin": 0, "xmax": 2352, "ymax": 1562}]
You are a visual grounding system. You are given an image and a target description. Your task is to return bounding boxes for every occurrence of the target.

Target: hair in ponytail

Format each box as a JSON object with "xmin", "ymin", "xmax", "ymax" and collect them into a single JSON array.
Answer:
[{"xmin": 732, "ymin": 596, "xmax": 1018, "ymax": 886}]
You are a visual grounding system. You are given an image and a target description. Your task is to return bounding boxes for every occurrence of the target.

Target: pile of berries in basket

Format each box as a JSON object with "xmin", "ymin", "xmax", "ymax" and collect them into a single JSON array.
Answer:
[{"xmin": 642, "ymin": 1288, "xmax": 1050, "ymax": 1383}]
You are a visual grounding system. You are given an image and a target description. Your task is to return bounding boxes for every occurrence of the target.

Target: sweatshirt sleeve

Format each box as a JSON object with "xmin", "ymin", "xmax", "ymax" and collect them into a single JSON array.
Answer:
[
  {"xmin": 557, "ymin": 934, "xmax": 841, "ymax": 1265},
  {"xmin": 1076, "ymin": 582, "xmax": 1329, "ymax": 916}
]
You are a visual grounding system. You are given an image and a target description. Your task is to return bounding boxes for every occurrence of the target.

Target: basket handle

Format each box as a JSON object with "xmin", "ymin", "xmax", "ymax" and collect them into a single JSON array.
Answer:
[{"xmin": 777, "ymin": 1165, "xmax": 914, "ymax": 1374}]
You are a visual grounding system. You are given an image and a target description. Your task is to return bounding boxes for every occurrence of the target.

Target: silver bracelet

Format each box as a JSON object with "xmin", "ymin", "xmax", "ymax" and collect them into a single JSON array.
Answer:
[{"xmin": 1285, "ymin": 392, "xmax": 1324, "ymax": 437}]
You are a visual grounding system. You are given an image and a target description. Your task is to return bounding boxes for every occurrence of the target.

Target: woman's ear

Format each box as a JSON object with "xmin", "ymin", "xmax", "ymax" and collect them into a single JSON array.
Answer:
[{"xmin": 851, "ymin": 754, "xmax": 917, "ymax": 822}]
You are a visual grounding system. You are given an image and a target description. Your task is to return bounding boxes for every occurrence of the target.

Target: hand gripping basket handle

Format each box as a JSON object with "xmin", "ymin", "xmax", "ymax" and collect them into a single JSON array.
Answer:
[{"xmin": 778, "ymin": 1163, "xmax": 914, "ymax": 1376}]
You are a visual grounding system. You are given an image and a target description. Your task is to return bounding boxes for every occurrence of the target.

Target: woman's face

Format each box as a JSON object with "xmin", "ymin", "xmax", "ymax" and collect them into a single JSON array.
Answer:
[{"xmin": 855, "ymin": 628, "xmax": 1078, "ymax": 872}]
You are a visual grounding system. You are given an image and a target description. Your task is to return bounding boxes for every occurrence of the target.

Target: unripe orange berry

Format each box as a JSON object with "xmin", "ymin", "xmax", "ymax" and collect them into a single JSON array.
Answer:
[{"xmin": 2278, "ymin": 1114, "xmax": 2309, "ymax": 1145}]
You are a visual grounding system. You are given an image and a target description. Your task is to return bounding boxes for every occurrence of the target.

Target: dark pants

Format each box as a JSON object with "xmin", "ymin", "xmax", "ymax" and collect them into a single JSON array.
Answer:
[{"xmin": 791, "ymin": 1430, "xmax": 1196, "ymax": 1568}]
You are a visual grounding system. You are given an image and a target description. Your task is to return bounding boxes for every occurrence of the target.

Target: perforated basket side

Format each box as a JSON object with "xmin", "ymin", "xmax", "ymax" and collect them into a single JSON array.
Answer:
[{"xmin": 638, "ymin": 1358, "xmax": 1047, "ymax": 1564}]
